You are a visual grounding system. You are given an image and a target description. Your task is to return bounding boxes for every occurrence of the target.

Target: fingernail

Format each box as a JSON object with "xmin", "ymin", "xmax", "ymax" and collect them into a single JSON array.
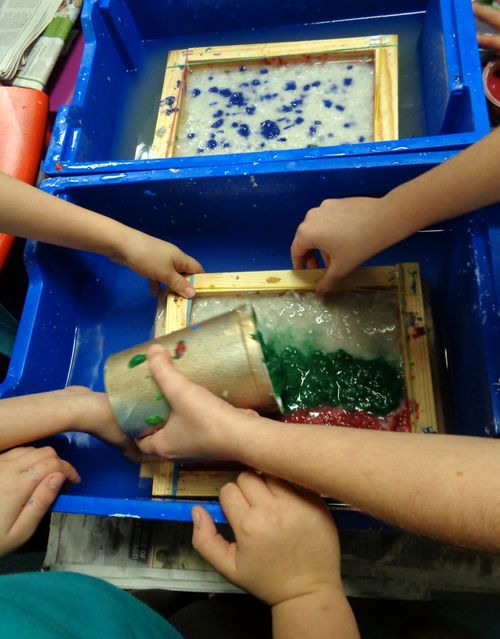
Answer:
[
  {"xmin": 50, "ymin": 473, "xmax": 65, "ymax": 490},
  {"xmin": 192, "ymin": 508, "xmax": 201, "ymax": 527},
  {"xmin": 184, "ymin": 285, "xmax": 195, "ymax": 298}
]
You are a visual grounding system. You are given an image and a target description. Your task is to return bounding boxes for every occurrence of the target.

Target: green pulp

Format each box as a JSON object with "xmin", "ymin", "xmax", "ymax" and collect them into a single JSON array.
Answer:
[
  {"xmin": 128, "ymin": 353, "xmax": 146, "ymax": 368},
  {"xmin": 261, "ymin": 337, "xmax": 404, "ymax": 416}
]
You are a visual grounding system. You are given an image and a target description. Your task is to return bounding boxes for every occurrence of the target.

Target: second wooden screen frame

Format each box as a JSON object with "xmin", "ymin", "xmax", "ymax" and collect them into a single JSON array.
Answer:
[{"xmin": 151, "ymin": 34, "xmax": 399, "ymax": 158}]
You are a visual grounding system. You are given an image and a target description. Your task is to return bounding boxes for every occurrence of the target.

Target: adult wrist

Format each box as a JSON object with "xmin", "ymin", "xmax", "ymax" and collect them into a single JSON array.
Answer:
[
  {"xmin": 231, "ymin": 414, "xmax": 278, "ymax": 466},
  {"xmin": 213, "ymin": 410, "xmax": 254, "ymax": 460}
]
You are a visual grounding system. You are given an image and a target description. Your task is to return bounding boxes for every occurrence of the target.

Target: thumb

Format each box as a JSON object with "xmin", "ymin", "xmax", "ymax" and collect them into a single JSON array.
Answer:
[
  {"xmin": 166, "ymin": 250, "xmax": 204, "ymax": 297},
  {"xmin": 315, "ymin": 262, "xmax": 342, "ymax": 295},
  {"xmin": 191, "ymin": 506, "xmax": 237, "ymax": 581},
  {"xmin": 147, "ymin": 343, "xmax": 233, "ymax": 417},
  {"xmin": 179, "ymin": 253, "xmax": 205, "ymax": 276},
  {"xmin": 166, "ymin": 272, "xmax": 196, "ymax": 299},
  {"xmin": 146, "ymin": 343, "xmax": 194, "ymax": 413},
  {"xmin": 315, "ymin": 253, "xmax": 362, "ymax": 294}
]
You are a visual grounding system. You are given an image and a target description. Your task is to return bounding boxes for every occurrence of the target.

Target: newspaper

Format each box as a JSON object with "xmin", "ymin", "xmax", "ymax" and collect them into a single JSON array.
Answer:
[
  {"xmin": 12, "ymin": 0, "xmax": 81, "ymax": 90},
  {"xmin": 45, "ymin": 513, "xmax": 500, "ymax": 599},
  {"xmin": 44, "ymin": 513, "xmax": 241, "ymax": 593},
  {"xmin": 0, "ymin": 0, "xmax": 62, "ymax": 81}
]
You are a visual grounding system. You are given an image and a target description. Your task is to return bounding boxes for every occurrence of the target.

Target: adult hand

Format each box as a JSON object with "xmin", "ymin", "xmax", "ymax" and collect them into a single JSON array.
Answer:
[
  {"xmin": 0, "ymin": 446, "xmax": 80, "ymax": 557},
  {"xmin": 191, "ymin": 472, "xmax": 344, "ymax": 605},
  {"xmin": 115, "ymin": 230, "xmax": 204, "ymax": 298},
  {"xmin": 473, "ymin": 2, "xmax": 500, "ymax": 52},
  {"xmin": 135, "ymin": 344, "xmax": 257, "ymax": 460},
  {"xmin": 291, "ymin": 196, "xmax": 407, "ymax": 294}
]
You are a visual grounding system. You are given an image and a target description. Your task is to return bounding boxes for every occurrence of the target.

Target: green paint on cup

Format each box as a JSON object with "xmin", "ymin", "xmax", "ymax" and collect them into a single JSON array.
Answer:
[
  {"xmin": 145, "ymin": 414, "xmax": 165, "ymax": 426},
  {"xmin": 128, "ymin": 353, "xmax": 146, "ymax": 368},
  {"xmin": 155, "ymin": 393, "xmax": 165, "ymax": 401}
]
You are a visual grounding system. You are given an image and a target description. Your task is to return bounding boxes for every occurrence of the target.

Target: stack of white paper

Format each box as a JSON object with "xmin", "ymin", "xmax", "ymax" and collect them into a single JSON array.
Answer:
[{"xmin": 0, "ymin": 0, "xmax": 62, "ymax": 82}]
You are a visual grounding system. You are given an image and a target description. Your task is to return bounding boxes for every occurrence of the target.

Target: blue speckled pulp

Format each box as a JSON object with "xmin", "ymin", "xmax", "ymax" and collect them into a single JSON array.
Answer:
[{"xmin": 173, "ymin": 56, "xmax": 374, "ymax": 155}]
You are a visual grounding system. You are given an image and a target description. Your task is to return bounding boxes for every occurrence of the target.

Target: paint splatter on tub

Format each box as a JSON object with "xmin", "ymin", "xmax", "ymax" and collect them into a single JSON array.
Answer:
[{"xmin": 175, "ymin": 56, "xmax": 374, "ymax": 156}]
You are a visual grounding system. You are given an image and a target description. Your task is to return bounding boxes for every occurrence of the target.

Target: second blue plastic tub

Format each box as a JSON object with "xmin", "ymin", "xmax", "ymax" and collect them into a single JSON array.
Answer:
[{"xmin": 2, "ymin": 152, "xmax": 498, "ymax": 523}]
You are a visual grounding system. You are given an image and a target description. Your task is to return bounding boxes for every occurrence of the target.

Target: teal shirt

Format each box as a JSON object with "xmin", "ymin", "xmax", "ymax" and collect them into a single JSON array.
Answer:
[{"xmin": 0, "ymin": 572, "xmax": 183, "ymax": 639}]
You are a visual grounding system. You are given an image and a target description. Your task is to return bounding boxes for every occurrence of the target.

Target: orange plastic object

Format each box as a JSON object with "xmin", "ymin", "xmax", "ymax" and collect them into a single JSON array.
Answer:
[{"xmin": 0, "ymin": 87, "xmax": 49, "ymax": 269}]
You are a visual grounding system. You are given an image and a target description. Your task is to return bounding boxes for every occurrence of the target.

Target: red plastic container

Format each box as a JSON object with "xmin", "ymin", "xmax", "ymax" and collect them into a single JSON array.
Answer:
[
  {"xmin": 483, "ymin": 59, "xmax": 500, "ymax": 125},
  {"xmin": 0, "ymin": 87, "xmax": 48, "ymax": 269}
]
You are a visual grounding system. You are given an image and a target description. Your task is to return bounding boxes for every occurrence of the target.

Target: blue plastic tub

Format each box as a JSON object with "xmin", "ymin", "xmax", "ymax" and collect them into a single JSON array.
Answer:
[
  {"xmin": 1, "ymin": 153, "xmax": 498, "ymax": 523},
  {"xmin": 447, "ymin": 208, "xmax": 500, "ymax": 437},
  {"xmin": 44, "ymin": 0, "xmax": 489, "ymax": 175}
]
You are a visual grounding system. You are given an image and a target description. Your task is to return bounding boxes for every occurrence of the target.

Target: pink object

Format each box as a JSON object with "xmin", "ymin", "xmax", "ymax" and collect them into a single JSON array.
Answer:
[
  {"xmin": 48, "ymin": 34, "xmax": 84, "ymax": 113},
  {"xmin": 483, "ymin": 59, "xmax": 500, "ymax": 124}
]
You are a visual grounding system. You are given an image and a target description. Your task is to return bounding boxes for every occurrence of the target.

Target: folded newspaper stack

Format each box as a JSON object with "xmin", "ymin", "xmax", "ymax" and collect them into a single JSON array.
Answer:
[
  {"xmin": 44, "ymin": 513, "xmax": 242, "ymax": 593},
  {"xmin": 45, "ymin": 513, "xmax": 500, "ymax": 598},
  {"xmin": 0, "ymin": 0, "xmax": 62, "ymax": 82}
]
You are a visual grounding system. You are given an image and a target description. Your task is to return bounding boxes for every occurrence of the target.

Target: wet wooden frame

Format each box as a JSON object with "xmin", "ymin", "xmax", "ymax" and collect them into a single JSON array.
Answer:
[
  {"xmin": 151, "ymin": 34, "xmax": 398, "ymax": 158},
  {"xmin": 142, "ymin": 264, "xmax": 440, "ymax": 497}
]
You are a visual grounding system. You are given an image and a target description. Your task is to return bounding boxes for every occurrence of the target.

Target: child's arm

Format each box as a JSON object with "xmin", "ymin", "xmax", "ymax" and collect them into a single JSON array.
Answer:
[
  {"xmin": 0, "ymin": 386, "xmax": 139, "ymax": 461},
  {"xmin": 137, "ymin": 345, "xmax": 500, "ymax": 552},
  {"xmin": 192, "ymin": 472, "xmax": 360, "ymax": 639},
  {"xmin": 0, "ymin": 172, "xmax": 203, "ymax": 297},
  {"xmin": 291, "ymin": 126, "xmax": 500, "ymax": 292}
]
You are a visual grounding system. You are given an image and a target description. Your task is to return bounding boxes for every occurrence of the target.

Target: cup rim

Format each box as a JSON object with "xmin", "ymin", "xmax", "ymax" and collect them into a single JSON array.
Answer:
[{"xmin": 483, "ymin": 59, "xmax": 500, "ymax": 107}]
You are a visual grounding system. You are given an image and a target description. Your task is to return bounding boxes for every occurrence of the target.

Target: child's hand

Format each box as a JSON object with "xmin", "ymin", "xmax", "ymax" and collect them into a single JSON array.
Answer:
[
  {"xmin": 473, "ymin": 2, "xmax": 500, "ymax": 52},
  {"xmin": 291, "ymin": 196, "xmax": 410, "ymax": 294},
  {"xmin": 115, "ymin": 230, "xmax": 204, "ymax": 298},
  {"xmin": 0, "ymin": 446, "xmax": 80, "ymax": 557},
  {"xmin": 135, "ymin": 344, "xmax": 256, "ymax": 460},
  {"xmin": 191, "ymin": 472, "xmax": 344, "ymax": 605}
]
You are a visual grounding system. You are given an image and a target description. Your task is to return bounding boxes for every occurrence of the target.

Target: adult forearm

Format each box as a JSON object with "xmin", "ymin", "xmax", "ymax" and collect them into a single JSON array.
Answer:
[
  {"xmin": 0, "ymin": 173, "xmax": 131, "ymax": 261},
  {"xmin": 235, "ymin": 420, "xmax": 500, "ymax": 550},
  {"xmin": 382, "ymin": 126, "xmax": 500, "ymax": 236},
  {"xmin": 272, "ymin": 590, "xmax": 360, "ymax": 639}
]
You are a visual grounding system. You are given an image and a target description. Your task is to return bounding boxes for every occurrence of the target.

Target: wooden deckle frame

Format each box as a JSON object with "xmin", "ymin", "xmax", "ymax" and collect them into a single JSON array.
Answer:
[
  {"xmin": 151, "ymin": 34, "xmax": 398, "ymax": 158},
  {"xmin": 141, "ymin": 264, "xmax": 440, "ymax": 497}
]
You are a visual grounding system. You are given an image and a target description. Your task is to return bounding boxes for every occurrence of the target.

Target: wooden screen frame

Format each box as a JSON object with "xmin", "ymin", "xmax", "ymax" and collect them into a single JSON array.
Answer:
[
  {"xmin": 151, "ymin": 34, "xmax": 398, "ymax": 158},
  {"xmin": 142, "ymin": 264, "xmax": 440, "ymax": 497}
]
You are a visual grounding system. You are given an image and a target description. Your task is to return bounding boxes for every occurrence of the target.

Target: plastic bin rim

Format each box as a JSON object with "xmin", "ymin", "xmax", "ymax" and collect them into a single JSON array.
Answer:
[
  {"xmin": 41, "ymin": 149, "xmax": 455, "ymax": 194},
  {"xmin": 45, "ymin": 133, "xmax": 485, "ymax": 176}
]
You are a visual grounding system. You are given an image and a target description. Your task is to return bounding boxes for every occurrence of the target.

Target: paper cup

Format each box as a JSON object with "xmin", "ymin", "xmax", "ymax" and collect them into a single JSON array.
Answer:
[{"xmin": 104, "ymin": 304, "xmax": 282, "ymax": 437}]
